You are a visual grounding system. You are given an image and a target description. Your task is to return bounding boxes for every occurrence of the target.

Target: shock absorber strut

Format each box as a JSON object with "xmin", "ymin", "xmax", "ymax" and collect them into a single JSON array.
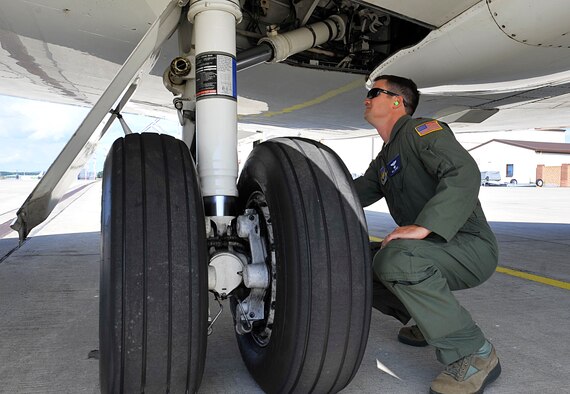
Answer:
[{"xmin": 188, "ymin": 0, "xmax": 242, "ymax": 226}]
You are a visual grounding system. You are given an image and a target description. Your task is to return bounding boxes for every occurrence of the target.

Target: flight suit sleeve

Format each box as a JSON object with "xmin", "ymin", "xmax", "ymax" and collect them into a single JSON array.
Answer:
[
  {"xmin": 411, "ymin": 124, "xmax": 480, "ymax": 241},
  {"xmin": 353, "ymin": 156, "xmax": 384, "ymax": 207}
]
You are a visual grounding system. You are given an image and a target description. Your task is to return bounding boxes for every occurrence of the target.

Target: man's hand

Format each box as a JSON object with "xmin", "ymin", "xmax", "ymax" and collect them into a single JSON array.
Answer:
[{"xmin": 381, "ymin": 225, "xmax": 432, "ymax": 248}]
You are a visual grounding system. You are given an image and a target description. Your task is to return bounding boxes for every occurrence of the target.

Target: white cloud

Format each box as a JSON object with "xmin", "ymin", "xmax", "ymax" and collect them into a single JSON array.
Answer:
[
  {"xmin": 0, "ymin": 95, "xmax": 180, "ymax": 172},
  {"xmin": 4, "ymin": 98, "xmax": 88, "ymax": 142},
  {"xmin": 0, "ymin": 152, "xmax": 21, "ymax": 164}
]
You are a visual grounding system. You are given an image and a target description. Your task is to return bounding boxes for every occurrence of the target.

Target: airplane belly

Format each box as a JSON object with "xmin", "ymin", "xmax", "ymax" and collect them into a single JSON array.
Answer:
[
  {"xmin": 0, "ymin": 0, "xmax": 176, "ymax": 114},
  {"xmin": 1, "ymin": 0, "xmax": 569, "ymax": 135},
  {"xmin": 369, "ymin": 0, "xmax": 570, "ymax": 93},
  {"xmin": 0, "ymin": 1, "xmax": 164, "ymax": 64},
  {"xmin": 489, "ymin": 0, "xmax": 570, "ymax": 47}
]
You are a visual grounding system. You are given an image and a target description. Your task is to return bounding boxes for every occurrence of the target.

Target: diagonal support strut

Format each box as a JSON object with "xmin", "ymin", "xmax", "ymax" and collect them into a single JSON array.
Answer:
[{"xmin": 11, "ymin": 1, "xmax": 183, "ymax": 241}]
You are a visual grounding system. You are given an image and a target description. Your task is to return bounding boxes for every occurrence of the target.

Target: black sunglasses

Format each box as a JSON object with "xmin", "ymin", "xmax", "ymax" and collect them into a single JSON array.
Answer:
[{"xmin": 366, "ymin": 87, "xmax": 399, "ymax": 100}]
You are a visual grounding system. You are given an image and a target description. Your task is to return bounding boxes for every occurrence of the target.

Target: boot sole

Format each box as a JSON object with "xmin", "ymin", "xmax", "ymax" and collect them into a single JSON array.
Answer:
[
  {"xmin": 397, "ymin": 334, "xmax": 428, "ymax": 347},
  {"xmin": 429, "ymin": 360, "xmax": 502, "ymax": 394}
]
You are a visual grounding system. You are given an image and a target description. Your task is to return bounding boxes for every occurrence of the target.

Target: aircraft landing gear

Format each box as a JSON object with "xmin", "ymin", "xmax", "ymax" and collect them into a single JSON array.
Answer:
[
  {"xmin": 100, "ymin": 0, "xmax": 370, "ymax": 392},
  {"xmin": 233, "ymin": 138, "xmax": 372, "ymax": 393},
  {"xmin": 99, "ymin": 133, "xmax": 208, "ymax": 393}
]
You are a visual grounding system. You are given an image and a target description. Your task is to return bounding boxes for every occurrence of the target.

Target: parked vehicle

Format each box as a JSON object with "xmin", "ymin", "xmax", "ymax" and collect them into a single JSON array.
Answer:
[{"xmin": 480, "ymin": 171, "xmax": 504, "ymax": 186}]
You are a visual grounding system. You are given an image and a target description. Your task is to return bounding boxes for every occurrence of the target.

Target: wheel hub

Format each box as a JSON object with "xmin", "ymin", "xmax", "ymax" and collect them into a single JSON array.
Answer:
[{"xmin": 233, "ymin": 193, "xmax": 277, "ymax": 346}]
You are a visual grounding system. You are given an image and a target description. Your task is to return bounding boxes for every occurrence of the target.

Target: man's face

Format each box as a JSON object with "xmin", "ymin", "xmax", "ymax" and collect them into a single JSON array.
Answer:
[{"xmin": 363, "ymin": 80, "xmax": 397, "ymax": 125}]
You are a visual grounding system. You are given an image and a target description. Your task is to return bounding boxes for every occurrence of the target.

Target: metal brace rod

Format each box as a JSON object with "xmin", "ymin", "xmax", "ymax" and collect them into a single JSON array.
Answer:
[
  {"xmin": 115, "ymin": 113, "xmax": 134, "ymax": 135},
  {"xmin": 11, "ymin": 1, "xmax": 183, "ymax": 241},
  {"xmin": 108, "ymin": 80, "xmax": 140, "ymax": 136}
]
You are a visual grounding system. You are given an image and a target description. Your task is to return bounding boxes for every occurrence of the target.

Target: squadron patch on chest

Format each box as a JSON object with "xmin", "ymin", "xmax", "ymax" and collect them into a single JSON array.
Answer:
[
  {"xmin": 387, "ymin": 155, "xmax": 402, "ymax": 177},
  {"xmin": 415, "ymin": 120, "xmax": 442, "ymax": 136}
]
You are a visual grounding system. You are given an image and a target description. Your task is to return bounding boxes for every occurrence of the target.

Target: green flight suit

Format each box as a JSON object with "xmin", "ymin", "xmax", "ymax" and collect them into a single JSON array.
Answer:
[{"xmin": 354, "ymin": 115, "xmax": 498, "ymax": 365}]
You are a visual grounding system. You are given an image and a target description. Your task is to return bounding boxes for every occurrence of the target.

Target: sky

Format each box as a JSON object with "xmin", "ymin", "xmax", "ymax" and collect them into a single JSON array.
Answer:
[
  {"xmin": 1, "ymin": 94, "xmax": 569, "ymax": 175},
  {"xmin": 0, "ymin": 95, "xmax": 180, "ymax": 173}
]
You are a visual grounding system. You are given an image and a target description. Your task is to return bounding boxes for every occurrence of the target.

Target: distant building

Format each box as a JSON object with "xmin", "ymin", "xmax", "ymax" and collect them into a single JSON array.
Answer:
[
  {"xmin": 77, "ymin": 169, "xmax": 96, "ymax": 180},
  {"xmin": 468, "ymin": 139, "xmax": 570, "ymax": 187}
]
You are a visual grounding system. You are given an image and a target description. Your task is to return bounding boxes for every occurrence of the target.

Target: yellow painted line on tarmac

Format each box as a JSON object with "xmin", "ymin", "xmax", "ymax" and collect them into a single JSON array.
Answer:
[
  {"xmin": 258, "ymin": 79, "xmax": 363, "ymax": 118},
  {"xmin": 496, "ymin": 266, "xmax": 570, "ymax": 291},
  {"xmin": 369, "ymin": 236, "xmax": 383, "ymax": 242}
]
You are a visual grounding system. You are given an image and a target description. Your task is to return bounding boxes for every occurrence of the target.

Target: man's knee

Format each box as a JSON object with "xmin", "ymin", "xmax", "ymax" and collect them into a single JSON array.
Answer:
[
  {"xmin": 373, "ymin": 239, "xmax": 439, "ymax": 284},
  {"xmin": 373, "ymin": 240, "xmax": 417, "ymax": 282}
]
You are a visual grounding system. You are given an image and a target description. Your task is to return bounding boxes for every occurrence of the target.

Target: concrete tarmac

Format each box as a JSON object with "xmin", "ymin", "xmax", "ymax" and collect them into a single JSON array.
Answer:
[{"xmin": 0, "ymin": 179, "xmax": 569, "ymax": 393}]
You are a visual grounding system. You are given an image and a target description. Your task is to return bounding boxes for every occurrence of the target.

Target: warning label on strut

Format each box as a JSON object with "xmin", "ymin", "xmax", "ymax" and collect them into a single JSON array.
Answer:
[{"xmin": 195, "ymin": 53, "xmax": 236, "ymax": 100}]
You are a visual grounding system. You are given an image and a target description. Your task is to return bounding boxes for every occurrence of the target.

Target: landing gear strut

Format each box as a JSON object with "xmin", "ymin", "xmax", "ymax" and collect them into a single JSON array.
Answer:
[{"xmin": 100, "ymin": 1, "xmax": 370, "ymax": 392}]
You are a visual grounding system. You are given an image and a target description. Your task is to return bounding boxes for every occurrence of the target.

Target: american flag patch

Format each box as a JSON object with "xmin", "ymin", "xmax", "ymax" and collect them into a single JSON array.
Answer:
[{"xmin": 415, "ymin": 120, "xmax": 443, "ymax": 136}]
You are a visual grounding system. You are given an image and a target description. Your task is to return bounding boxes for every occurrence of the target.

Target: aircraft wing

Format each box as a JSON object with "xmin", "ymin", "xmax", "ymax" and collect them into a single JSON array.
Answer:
[
  {"xmin": 2, "ymin": 0, "xmax": 570, "ymax": 239},
  {"xmin": 1, "ymin": 0, "xmax": 570, "ymax": 136}
]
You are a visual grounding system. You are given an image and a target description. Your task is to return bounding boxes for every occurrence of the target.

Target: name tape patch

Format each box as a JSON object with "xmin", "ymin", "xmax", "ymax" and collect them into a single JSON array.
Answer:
[{"xmin": 387, "ymin": 155, "xmax": 401, "ymax": 177}]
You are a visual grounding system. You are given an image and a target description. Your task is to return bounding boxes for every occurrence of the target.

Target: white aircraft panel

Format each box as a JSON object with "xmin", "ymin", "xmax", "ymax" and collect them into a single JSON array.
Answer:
[
  {"xmin": 490, "ymin": 0, "xmax": 570, "ymax": 47},
  {"xmin": 369, "ymin": 1, "xmax": 570, "ymax": 92},
  {"xmin": 363, "ymin": 0, "xmax": 479, "ymax": 27}
]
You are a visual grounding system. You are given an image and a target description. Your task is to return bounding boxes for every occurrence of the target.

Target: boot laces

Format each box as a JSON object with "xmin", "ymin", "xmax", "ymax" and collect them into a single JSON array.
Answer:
[{"xmin": 443, "ymin": 355, "xmax": 473, "ymax": 381}]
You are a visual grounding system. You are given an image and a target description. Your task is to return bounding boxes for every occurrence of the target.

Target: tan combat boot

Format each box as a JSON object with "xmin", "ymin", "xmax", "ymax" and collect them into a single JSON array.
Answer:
[{"xmin": 430, "ymin": 341, "xmax": 501, "ymax": 394}]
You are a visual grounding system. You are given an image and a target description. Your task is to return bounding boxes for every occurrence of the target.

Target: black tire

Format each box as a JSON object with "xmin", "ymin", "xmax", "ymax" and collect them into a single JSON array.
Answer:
[
  {"xmin": 536, "ymin": 179, "xmax": 544, "ymax": 187},
  {"xmin": 100, "ymin": 133, "xmax": 208, "ymax": 393},
  {"xmin": 235, "ymin": 137, "xmax": 372, "ymax": 393},
  {"xmin": 510, "ymin": 179, "xmax": 518, "ymax": 184}
]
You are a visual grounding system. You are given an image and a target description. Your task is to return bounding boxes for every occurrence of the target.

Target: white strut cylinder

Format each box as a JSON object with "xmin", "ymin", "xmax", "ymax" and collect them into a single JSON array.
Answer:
[
  {"xmin": 260, "ymin": 15, "xmax": 345, "ymax": 63},
  {"xmin": 188, "ymin": 0, "xmax": 242, "ymax": 198}
]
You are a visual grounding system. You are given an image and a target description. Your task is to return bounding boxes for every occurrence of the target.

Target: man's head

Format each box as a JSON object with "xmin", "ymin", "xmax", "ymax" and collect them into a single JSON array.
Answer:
[
  {"xmin": 372, "ymin": 75, "xmax": 419, "ymax": 115},
  {"xmin": 364, "ymin": 75, "xmax": 419, "ymax": 141}
]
